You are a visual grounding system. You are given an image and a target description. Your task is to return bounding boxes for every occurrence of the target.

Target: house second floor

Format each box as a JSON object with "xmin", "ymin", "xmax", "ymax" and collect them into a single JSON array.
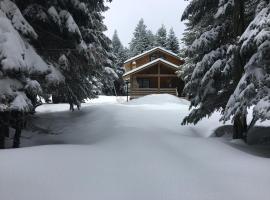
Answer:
[{"xmin": 123, "ymin": 47, "xmax": 184, "ymax": 73}]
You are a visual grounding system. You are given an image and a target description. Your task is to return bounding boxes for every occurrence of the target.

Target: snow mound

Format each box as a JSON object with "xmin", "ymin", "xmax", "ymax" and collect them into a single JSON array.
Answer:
[{"xmin": 128, "ymin": 94, "xmax": 189, "ymax": 105}]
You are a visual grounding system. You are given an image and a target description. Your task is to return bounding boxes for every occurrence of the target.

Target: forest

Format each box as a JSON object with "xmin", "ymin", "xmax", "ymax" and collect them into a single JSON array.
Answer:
[
  {"xmin": 0, "ymin": 0, "xmax": 270, "ymax": 147},
  {"xmin": 1, "ymin": 0, "xmax": 270, "ymax": 200}
]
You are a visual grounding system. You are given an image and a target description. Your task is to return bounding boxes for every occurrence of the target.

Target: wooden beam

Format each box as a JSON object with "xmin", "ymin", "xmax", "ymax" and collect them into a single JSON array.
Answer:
[
  {"xmin": 135, "ymin": 74, "xmax": 177, "ymax": 77},
  {"xmin": 158, "ymin": 63, "xmax": 160, "ymax": 93},
  {"xmin": 130, "ymin": 75, "xmax": 134, "ymax": 90}
]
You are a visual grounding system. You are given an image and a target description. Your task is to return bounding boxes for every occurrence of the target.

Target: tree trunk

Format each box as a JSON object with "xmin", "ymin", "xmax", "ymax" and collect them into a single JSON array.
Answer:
[
  {"xmin": 69, "ymin": 103, "xmax": 74, "ymax": 111},
  {"xmin": 12, "ymin": 113, "xmax": 24, "ymax": 148},
  {"xmin": 4, "ymin": 126, "xmax": 9, "ymax": 137},
  {"xmin": 248, "ymin": 117, "xmax": 258, "ymax": 131},
  {"xmin": 0, "ymin": 125, "xmax": 6, "ymax": 149},
  {"xmin": 233, "ymin": 0, "xmax": 245, "ymax": 37},
  {"xmin": 13, "ymin": 127, "xmax": 22, "ymax": 148},
  {"xmin": 0, "ymin": 113, "xmax": 9, "ymax": 149},
  {"xmin": 233, "ymin": 114, "xmax": 247, "ymax": 140}
]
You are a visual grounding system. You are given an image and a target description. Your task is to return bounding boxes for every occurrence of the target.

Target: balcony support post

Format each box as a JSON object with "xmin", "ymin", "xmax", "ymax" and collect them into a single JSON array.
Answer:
[{"xmin": 158, "ymin": 63, "xmax": 160, "ymax": 93}]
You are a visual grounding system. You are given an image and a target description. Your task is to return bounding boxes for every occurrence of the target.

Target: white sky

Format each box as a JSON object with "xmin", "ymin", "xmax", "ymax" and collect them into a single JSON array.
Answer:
[{"xmin": 103, "ymin": 0, "xmax": 189, "ymax": 47}]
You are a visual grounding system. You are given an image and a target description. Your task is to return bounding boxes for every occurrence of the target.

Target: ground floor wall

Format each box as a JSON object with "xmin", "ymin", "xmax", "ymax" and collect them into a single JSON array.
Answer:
[{"xmin": 129, "ymin": 75, "xmax": 185, "ymax": 98}]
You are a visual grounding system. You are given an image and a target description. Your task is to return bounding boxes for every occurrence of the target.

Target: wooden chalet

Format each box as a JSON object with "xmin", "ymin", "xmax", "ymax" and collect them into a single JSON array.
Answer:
[{"xmin": 123, "ymin": 47, "xmax": 185, "ymax": 99}]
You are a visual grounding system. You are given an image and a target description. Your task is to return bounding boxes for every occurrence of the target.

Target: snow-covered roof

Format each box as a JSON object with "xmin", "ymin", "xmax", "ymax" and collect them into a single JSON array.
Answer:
[
  {"xmin": 124, "ymin": 47, "xmax": 180, "ymax": 64},
  {"xmin": 123, "ymin": 58, "xmax": 180, "ymax": 77}
]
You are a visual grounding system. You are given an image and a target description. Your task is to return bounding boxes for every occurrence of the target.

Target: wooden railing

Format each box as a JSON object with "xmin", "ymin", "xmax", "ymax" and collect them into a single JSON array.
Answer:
[{"xmin": 130, "ymin": 88, "xmax": 177, "ymax": 97}]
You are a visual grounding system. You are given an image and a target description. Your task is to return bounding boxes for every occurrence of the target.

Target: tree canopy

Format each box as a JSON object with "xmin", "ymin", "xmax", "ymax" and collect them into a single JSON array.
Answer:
[{"xmin": 181, "ymin": 0, "xmax": 270, "ymax": 140}]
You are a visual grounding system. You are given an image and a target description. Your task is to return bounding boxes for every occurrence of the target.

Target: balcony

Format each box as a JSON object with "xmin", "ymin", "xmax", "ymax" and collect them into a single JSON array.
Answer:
[{"xmin": 130, "ymin": 88, "xmax": 177, "ymax": 98}]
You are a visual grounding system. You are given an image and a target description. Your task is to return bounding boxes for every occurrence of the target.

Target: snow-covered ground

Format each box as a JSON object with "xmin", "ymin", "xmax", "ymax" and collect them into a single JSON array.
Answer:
[{"xmin": 1, "ymin": 94, "xmax": 270, "ymax": 200}]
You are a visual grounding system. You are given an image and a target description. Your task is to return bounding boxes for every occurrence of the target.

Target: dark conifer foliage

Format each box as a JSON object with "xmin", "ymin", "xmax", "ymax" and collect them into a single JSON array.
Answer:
[
  {"xmin": 129, "ymin": 19, "xmax": 155, "ymax": 57},
  {"xmin": 166, "ymin": 28, "xmax": 180, "ymax": 54},
  {"xmin": 155, "ymin": 24, "xmax": 167, "ymax": 48},
  {"xmin": 0, "ymin": 0, "xmax": 113, "ymax": 148},
  {"xmin": 128, "ymin": 19, "xmax": 180, "ymax": 58},
  {"xmin": 181, "ymin": 0, "xmax": 270, "ymax": 140},
  {"xmin": 111, "ymin": 30, "xmax": 128, "ymax": 95}
]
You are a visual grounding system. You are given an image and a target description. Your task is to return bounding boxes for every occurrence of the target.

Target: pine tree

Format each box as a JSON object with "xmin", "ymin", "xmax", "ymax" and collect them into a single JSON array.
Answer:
[
  {"xmin": 129, "ymin": 19, "xmax": 153, "ymax": 57},
  {"xmin": 111, "ymin": 30, "xmax": 128, "ymax": 95},
  {"xmin": 180, "ymin": 0, "xmax": 244, "ymax": 135},
  {"xmin": 166, "ymin": 28, "xmax": 180, "ymax": 54},
  {"xmin": 14, "ymin": 0, "xmax": 115, "ymax": 108},
  {"xmin": 112, "ymin": 31, "xmax": 124, "ymax": 55},
  {"xmin": 181, "ymin": 0, "xmax": 268, "ymax": 140},
  {"xmin": 0, "ymin": 0, "xmax": 113, "ymax": 148},
  {"xmin": 146, "ymin": 30, "xmax": 156, "ymax": 49},
  {"xmin": 155, "ymin": 24, "xmax": 167, "ymax": 48},
  {"xmin": 0, "ymin": 0, "xmax": 64, "ymax": 148},
  {"xmin": 223, "ymin": 1, "xmax": 270, "ymax": 128},
  {"xmin": 181, "ymin": 0, "xmax": 234, "ymax": 126},
  {"xmin": 178, "ymin": 21, "xmax": 198, "ymax": 90}
]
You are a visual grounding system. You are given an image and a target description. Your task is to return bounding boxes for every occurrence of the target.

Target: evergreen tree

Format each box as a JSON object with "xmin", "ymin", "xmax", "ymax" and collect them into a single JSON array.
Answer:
[
  {"xmin": 129, "ymin": 19, "xmax": 153, "ymax": 57},
  {"xmin": 180, "ymin": 0, "xmax": 248, "ymax": 137},
  {"xmin": 166, "ymin": 28, "xmax": 180, "ymax": 54},
  {"xmin": 0, "ymin": 0, "xmax": 113, "ymax": 148},
  {"xmin": 155, "ymin": 24, "xmax": 167, "ymax": 48},
  {"xmin": 146, "ymin": 30, "xmax": 156, "ymax": 49},
  {"xmin": 181, "ymin": 0, "xmax": 268, "ymax": 140},
  {"xmin": 223, "ymin": 1, "xmax": 270, "ymax": 128},
  {"xmin": 111, "ymin": 30, "xmax": 128, "ymax": 95},
  {"xmin": 0, "ymin": 0, "xmax": 64, "ymax": 148},
  {"xmin": 112, "ymin": 30, "xmax": 123, "ymax": 55},
  {"xmin": 15, "ymin": 0, "xmax": 115, "ymax": 108},
  {"xmin": 181, "ymin": 0, "xmax": 234, "ymax": 126},
  {"xmin": 178, "ymin": 21, "xmax": 198, "ymax": 90}
]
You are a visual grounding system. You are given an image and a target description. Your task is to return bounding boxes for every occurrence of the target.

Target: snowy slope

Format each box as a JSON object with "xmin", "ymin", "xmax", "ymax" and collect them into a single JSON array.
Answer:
[{"xmin": 1, "ymin": 94, "xmax": 270, "ymax": 200}]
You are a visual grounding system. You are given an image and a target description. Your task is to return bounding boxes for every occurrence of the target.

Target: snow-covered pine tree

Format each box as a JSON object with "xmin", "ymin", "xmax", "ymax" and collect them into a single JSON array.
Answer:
[
  {"xmin": 155, "ymin": 24, "xmax": 167, "ymax": 48},
  {"xmin": 111, "ymin": 30, "xmax": 128, "ymax": 95},
  {"xmin": 16, "ymin": 0, "xmax": 114, "ymax": 108},
  {"xmin": 146, "ymin": 30, "xmax": 156, "ymax": 49},
  {"xmin": 223, "ymin": 1, "xmax": 270, "ymax": 130},
  {"xmin": 0, "ymin": 0, "xmax": 64, "ymax": 148},
  {"xmin": 180, "ymin": 0, "xmax": 245, "ymax": 134},
  {"xmin": 181, "ymin": 0, "xmax": 266, "ymax": 140},
  {"xmin": 177, "ymin": 21, "xmax": 198, "ymax": 92},
  {"xmin": 0, "ymin": 0, "xmax": 114, "ymax": 148},
  {"xmin": 181, "ymin": 0, "xmax": 234, "ymax": 125},
  {"xmin": 166, "ymin": 28, "xmax": 180, "ymax": 54},
  {"xmin": 129, "ymin": 19, "xmax": 153, "ymax": 57}
]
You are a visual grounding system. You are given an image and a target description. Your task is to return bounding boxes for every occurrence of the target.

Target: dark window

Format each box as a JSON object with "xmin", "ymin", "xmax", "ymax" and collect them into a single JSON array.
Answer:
[
  {"xmin": 137, "ymin": 78, "xmax": 150, "ymax": 88},
  {"xmin": 150, "ymin": 52, "xmax": 166, "ymax": 61},
  {"xmin": 150, "ymin": 53, "xmax": 158, "ymax": 61}
]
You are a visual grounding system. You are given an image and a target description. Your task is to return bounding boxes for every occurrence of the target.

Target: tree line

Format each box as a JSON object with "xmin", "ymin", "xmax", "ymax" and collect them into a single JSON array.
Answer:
[
  {"xmin": 111, "ymin": 19, "xmax": 181, "ymax": 94},
  {"xmin": 180, "ymin": 0, "xmax": 270, "ymax": 140}
]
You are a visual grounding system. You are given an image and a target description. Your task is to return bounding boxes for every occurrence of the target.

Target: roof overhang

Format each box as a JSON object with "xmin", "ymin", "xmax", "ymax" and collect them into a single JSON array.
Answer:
[
  {"xmin": 123, "ymin": 58, "xmax": 179, "ymax": 78},
  {"xmin": 124, "ymin": 47, "xmax": 180, "ymax": 64}
]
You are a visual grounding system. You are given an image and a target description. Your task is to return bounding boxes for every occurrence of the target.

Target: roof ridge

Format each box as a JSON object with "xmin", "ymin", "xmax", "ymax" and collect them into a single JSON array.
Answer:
[
  {"xmin": 123, "ymin": 58, "xmax": 179, "ymax": 77},
  {"xmin": 124, "ymin": 47, "xmax": 179, "ymax": 64}
]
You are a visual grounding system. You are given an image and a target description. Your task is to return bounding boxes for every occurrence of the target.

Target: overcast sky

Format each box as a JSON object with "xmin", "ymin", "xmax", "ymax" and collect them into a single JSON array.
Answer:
[{"xmin": 103, "ymin": 0, "xmax": 189, "ymax": 47}]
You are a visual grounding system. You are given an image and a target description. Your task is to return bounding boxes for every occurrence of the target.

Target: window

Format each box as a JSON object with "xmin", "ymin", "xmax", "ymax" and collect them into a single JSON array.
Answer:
[
  {"xmin": 150, "ymin": 53, "xmax": 158, "ymax": 61},
  {"xmin": 150, "ymin": 53, "xmax": 166, "ymax": 61},
  {"xmin": 137, "ymin": 78, "xmax": 150, "ymax": 88}
]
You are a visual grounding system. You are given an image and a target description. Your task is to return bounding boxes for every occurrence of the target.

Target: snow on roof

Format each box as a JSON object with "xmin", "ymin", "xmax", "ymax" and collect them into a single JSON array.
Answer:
[
  {"xmin": 124, "ymin": 47, "xmax": 180, "ymax": 64},
  {"xmin": 123, "ymin": 58, "xmax": 180, "ymax": 77}
]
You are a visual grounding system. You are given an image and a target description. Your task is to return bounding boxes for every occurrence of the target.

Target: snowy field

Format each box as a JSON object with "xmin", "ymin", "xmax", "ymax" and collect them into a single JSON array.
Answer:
[{"xmin": 1, "ymin": 94, "xmax": 270, "ymax": 200}]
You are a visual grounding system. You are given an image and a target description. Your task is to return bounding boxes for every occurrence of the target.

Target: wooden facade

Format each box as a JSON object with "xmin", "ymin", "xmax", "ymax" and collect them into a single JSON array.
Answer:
[{"xmin": 123, "ymin": 47, "xmax": 185, "ymax": 99}]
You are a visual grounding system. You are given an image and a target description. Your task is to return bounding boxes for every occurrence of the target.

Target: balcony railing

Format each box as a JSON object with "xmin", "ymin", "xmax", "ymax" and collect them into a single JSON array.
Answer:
[{"xmin": 130, "ymin": 88, "xmax": 177, "ymax": 97}]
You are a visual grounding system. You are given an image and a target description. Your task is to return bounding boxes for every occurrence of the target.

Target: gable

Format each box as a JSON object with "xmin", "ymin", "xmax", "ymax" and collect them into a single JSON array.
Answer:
[
  {"xmin": 124, "ymin": 47, "xmax": 182, "ymax": 71},
  {"xmin": 123, "ymin": 58, "xmax": 179, "ymax": 78}
]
